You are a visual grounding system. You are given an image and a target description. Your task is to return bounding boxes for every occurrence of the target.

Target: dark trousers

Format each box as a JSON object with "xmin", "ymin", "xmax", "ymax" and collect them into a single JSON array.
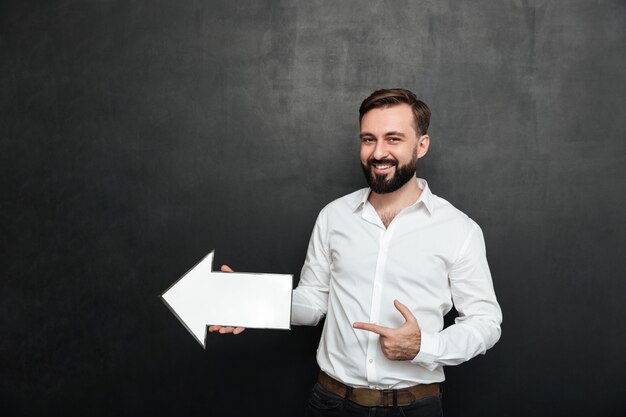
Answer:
[{"xmin": 305, "ymin": 382, "xmax": 443, "ymax": 417}]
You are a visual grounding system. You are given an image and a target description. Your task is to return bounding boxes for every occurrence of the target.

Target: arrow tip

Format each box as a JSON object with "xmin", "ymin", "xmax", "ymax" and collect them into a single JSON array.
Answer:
[{"xmin": 161, "ymin": 250, "xmax": 217, "ymax": 349}]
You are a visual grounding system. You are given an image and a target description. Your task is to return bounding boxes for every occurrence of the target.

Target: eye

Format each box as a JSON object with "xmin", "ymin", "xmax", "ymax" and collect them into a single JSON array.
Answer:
[
  {"xmin": 387, "ymin": 137, "xmax": 401, "ymax": 143},
  {"xmin": 361, "ymin": 137, "xmax": 375, "ymax": 144}
]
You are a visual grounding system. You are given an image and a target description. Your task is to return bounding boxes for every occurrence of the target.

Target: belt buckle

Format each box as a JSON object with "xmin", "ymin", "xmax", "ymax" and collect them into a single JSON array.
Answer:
[{"xmin": 381, "ymin": 389, "xmax": 395, "ymax": 407}]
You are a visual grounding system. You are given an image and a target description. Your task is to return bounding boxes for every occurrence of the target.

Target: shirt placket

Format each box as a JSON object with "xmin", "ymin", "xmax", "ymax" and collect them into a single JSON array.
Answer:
[{"xmin": 365, "ymin": 222, "xmax": 395, "ymax": 387}]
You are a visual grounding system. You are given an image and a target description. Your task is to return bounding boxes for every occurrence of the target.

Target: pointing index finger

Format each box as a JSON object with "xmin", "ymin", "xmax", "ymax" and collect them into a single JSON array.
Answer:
[{"xmin": 353, "ymin": 322, "xmax": 390, "ymax": 336}]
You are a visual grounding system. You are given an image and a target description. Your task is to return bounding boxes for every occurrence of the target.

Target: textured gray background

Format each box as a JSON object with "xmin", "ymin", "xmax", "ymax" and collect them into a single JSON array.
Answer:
[{"xmin": 2, "ymin": 1, "xmax": 625, "ymax": 416}]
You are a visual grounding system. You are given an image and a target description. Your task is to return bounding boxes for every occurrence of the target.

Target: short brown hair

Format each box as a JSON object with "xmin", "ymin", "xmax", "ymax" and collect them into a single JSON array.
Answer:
[{"xmin": 359, "ymin": 88, "xmax": 431, "ymax": 135}]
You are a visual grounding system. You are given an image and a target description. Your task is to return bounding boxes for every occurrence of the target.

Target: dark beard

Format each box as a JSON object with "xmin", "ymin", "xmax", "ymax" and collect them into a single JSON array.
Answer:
[{"xmin": 361, "ymin": 154, "xmax": 417, "ymax": 194}]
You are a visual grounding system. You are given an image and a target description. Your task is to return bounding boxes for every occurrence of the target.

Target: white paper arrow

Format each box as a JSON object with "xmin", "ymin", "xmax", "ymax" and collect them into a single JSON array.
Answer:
[{"xmin": 160, "ymin": 251, "xmax": 293, "ymax": 348}]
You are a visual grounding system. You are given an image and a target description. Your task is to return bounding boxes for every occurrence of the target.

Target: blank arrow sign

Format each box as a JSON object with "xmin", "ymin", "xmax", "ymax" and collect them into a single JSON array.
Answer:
[{"xmin": 160, "ymin": 251, "xmax": 293, "ymax": 348}]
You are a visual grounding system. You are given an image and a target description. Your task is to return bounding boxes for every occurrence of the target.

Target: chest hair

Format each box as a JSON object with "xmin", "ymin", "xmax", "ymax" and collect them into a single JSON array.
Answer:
[{"xmin": 378, "ymin": 209, "xmax": 397, "ymax": 229}]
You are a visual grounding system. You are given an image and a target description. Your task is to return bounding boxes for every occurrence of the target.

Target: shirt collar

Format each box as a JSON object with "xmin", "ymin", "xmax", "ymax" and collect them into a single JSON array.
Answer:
[
  {"xmin": 415, "ymin": 178, "xmax": 435, "ymax": 214},
  {"xmin": 352, "ymin": 178, "xmax": 435, "ymax": 214}
]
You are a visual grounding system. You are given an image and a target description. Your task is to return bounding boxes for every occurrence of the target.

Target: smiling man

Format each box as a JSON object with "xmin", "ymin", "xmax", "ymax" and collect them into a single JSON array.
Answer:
[
  {"xmin": 210, "ymin": 89, "xmax": 502, "ymax": 417},
  {"xmin": 291, "ymin": 89, "xmax": 502, "ymax": 417}
]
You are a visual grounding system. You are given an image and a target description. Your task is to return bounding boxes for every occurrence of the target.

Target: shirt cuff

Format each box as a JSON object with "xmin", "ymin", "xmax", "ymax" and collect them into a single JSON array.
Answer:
[
  {"xmin": 411, "ymin": 331, "xmax": 439, "ymax": 371},
  {"xmin": 290, "ymin": 302, "xmax": 320, "ymax": 326}
]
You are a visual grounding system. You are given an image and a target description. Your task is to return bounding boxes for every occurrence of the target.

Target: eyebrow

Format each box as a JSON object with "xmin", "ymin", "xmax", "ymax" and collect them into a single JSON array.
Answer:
[{"xmin": 359, "ymin": 131, "xmax": 407, "ymax": 138}]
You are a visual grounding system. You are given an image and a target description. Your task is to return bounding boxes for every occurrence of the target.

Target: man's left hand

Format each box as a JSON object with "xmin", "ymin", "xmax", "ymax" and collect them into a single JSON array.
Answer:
[{"xmin": 353, "ymin": 299, "xmax": 421, "ymax": 361}]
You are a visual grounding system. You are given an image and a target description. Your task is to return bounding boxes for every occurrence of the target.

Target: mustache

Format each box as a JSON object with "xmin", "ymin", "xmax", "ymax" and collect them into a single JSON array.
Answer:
[{"xmin": 366, "ymin": 158, "xmax": 398, "ymax": 167}]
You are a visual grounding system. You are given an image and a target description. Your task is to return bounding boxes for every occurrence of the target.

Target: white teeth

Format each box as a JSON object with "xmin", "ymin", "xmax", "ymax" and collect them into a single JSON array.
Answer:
[{"xmin": 375, "ymin": 164, "xmax": 392, "ymax": 169}]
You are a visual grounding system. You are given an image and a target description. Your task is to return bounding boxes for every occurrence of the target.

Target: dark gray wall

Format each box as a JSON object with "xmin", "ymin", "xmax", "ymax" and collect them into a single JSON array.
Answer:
[{"xmin": 2, "ymin": 1, "xmax": 625, "ymax": 416}]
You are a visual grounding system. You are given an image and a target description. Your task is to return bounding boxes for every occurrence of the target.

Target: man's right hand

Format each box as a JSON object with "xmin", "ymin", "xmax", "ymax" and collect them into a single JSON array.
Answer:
[{"xmin": 207, "ymin": 264, "xmax": 247, "ymax": 335}]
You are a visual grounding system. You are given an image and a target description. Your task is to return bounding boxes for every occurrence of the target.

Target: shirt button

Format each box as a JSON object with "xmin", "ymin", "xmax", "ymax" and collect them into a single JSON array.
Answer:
[{"xmin": 368, "ymin": 358, "xmax": 373, "ymax": 363}]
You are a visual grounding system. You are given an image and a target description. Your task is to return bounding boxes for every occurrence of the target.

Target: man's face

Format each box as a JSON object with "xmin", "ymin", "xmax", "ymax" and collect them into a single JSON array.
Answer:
[{"xmin": 359, "ymin": 104, "xmax": 429, "ymax": 194}]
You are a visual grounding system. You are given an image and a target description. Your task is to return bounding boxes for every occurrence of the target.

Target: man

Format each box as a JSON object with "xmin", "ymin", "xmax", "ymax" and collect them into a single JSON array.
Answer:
[{"xmin": 210, "ymin": 89, "xmax": 502, "ymax": 417}]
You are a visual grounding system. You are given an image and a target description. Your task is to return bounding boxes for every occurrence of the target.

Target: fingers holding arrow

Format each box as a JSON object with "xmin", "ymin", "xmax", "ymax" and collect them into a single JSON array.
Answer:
[{"xmin": 208, "ymin": 264, "xmax": 246, "ymax": 334}]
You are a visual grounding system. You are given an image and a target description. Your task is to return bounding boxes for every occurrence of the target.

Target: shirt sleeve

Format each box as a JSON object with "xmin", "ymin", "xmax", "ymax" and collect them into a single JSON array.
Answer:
[
  {"xmin": 291, "ymin": 209, "xmax": 332, "ymax": 326},
  {"xmin": 412, "ymin": 220, "xmax": 502, "ymax": 369}
]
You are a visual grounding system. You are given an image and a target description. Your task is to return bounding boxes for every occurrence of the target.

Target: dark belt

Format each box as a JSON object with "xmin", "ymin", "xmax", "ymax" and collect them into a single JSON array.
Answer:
[{"xmin": 318, "ymin": 371, "xmax": 440, "ymax": 408}]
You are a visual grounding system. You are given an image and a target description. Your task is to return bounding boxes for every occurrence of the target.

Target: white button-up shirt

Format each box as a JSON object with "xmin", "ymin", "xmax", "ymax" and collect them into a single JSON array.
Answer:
[{"xmin": 291, "ymin": 179, "xmax": 502, "ymax": 389}]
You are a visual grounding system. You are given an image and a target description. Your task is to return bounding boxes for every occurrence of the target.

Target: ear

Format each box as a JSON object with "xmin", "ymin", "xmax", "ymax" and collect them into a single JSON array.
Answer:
[{"xmin": 417, "ymin": 134, "xmax": 430, "ymax": 159}]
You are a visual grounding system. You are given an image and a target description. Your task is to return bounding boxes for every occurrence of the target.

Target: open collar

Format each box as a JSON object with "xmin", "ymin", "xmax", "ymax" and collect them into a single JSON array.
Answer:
[{"xmin": 352, "ymin": 178, "xmax": 435, "ymax": 215}]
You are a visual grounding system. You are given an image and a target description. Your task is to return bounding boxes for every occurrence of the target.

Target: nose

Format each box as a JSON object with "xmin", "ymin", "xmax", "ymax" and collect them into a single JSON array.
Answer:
[{"xmin": 373, "ymin": 140, "xmax": 389, "ymax": 160}]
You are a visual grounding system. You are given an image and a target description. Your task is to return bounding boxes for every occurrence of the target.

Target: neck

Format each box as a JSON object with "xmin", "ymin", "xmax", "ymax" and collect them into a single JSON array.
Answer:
[{"xmin": 368, "ymin": 177, "xmax": 422, "ymax": 212}]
